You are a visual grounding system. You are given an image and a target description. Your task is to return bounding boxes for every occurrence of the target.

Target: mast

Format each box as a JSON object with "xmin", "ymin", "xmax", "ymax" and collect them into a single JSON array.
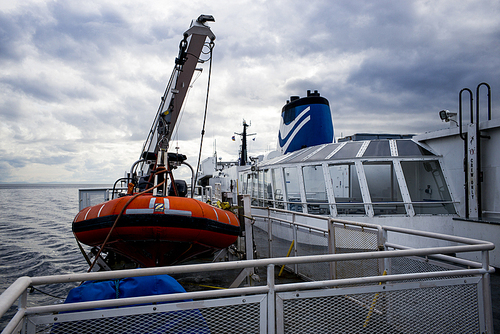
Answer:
[
  {"xmin": 241, "ymin": 121, "xmax": 248, "ymax": 166},
  {"xmin": 234, "ymin": 120, "xmax": 255, "ymax": 166}
]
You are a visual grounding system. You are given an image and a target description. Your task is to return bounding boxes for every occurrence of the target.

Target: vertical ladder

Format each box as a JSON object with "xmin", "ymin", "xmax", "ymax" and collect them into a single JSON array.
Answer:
[{"xmin": 459, "ymin": 82, "xmax": 491, "ymax": 219}]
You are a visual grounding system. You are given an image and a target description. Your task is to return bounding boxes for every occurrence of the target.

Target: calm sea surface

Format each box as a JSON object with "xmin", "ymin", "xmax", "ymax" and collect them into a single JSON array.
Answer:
[{"xmin": 0, "ymin": 184, "xmax": 109, "ymax": 328}]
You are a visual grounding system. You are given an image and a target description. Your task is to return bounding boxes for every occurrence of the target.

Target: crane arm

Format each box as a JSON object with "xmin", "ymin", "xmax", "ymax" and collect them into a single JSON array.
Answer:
[{"xmin": 140, "ymin": 15, "xmax": 216, "ymax": 161}]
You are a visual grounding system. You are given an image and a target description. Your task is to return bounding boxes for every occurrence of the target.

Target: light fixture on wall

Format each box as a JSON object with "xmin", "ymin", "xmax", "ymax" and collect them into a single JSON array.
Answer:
[{"xmin": 439, "ymin": 110, "xmax": 457, "ymax": 124}]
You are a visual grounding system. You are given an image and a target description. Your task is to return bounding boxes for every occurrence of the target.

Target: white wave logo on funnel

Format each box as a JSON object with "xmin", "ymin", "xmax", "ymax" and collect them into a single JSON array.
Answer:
[{"xmin": 279, "ymin": 106, "xmax": 311, "ymax": 154}]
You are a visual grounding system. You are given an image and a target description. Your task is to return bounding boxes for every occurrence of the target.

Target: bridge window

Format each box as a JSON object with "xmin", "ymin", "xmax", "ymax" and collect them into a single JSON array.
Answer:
[
  {"xmin": 272, "ymin": 169, "xmax": 284, "ymax": 209},
  {"xmin": 364, "ymin": 140, "xmax": 391, "ymax": 157},
  {"xmin": 363, "ymin": 162, "xmax": 405, "ymax": 215},
  {"xmin": 334, "ymin": 142, "xmax": 364, "ymax": 159},
  {"xmin": 401, "ymin": 160, "xmax": 455, "ymax": 214},
  {"xmin": 251, "ymin": 173, "xmax": 258, "ymax": 205},
  {"xmin": 241, "ymin": 173, "xmax": 248, "ymax": 194},
  {"xmin": 302, "ymin": 165, "xmax": 330, "ymax": 215},
  {"xmin": 284, "ymin": 167, "xmax": 302, "ymax": 212},
  {"xmin": 397, "ymin": 140, "xmax": 434, "ymax": 156},
  {"xmin": 258, "ymin": 171, "xmax": 264, "ymax": 206},
  {"xmin": 328, "ymin": 164, "xmax": 365, "ymax": 215},
  {"xmin": 263, "ymin": 169, "xmax": 273, "ymax": 207}
]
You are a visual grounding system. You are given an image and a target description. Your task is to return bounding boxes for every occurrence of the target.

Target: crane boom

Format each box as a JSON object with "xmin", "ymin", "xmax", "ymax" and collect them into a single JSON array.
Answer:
[{"xmin": 140, "ymin": 15, "xmax": 215, "ymax": 163}]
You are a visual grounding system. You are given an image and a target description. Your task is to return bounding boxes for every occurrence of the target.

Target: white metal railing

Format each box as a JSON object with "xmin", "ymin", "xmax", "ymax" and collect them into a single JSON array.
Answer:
[
  {"xmin": 250, "ymin": 206, "xmax": 495, "ymax": 332},
  {"xmin": 79, "ymin": 186, "xmax": 218, "ymax": 211},
  {"xmin": 80, "ymin": 185, "xmax": 220, "ymax": 211},
  {"xmin": 78, "ymin": 188, "xmax": 109, "ymax": 211},
  {"xmin": 1, "ymin": 210, "xmax": 495, "ymax": 333},
  {"xmin": 78, "ymin": 187, "xmax": 127, "ymax": 211},
  {"xmin": 247, "ymin": 196, "xmax": 458, "ymax": 217},
  {"xmin": 193, "ymin": 185, "xmax": 213, "ymax": 203}
]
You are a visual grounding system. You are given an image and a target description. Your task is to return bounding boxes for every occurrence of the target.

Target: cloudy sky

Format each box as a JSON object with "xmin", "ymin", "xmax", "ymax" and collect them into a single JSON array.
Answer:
[{"xmin": 1, "ymin": 0, "xmax": 499, "ymax": 184}]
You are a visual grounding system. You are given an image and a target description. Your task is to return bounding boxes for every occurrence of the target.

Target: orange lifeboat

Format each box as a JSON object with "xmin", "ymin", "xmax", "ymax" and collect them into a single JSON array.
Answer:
[{"xmin": 73, "ymin": 194, "xmax": 240, "ymax": 267}]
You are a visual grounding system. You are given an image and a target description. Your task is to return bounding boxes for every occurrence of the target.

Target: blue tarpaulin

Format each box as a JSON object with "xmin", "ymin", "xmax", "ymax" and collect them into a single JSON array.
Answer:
[
  {"xmin": 65, "ymin": 275, "xmax": 188, "ymax": 303},
  {"xmin": 52, "ymin": 275, "xmax": 210, "ymax": 334}
]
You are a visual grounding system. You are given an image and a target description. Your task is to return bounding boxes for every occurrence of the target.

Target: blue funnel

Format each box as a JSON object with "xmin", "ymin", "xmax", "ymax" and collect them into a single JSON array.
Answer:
[{"xmin": 278, "ymin": 90, "xmax": 334, "ymax": 154}]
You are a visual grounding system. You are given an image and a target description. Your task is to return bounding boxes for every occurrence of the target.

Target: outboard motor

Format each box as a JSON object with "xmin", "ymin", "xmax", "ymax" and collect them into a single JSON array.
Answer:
[
  {"xmin": 169, "ymin": 180, "xmax": 188, "ymax": 197},
  {"xmin": 278, "ymin": 90, "xmax": 334, "ymax": 154}
]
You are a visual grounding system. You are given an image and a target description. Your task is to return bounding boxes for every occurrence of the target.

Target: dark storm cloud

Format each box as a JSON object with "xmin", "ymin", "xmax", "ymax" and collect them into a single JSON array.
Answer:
[
  {"xmin": 0, "ymin": 11, "xmax": 27, "ymax": 61},
  {"xmin": 30, "ymin": 2, "xmax": 179, "ymax": 62},
  {"xmin": 3, "ymin": 157, "xmax": 27, "ymax": 168},
  {"xmin": 0, "ymin": 162, "xmax": 13, "ymax": 182},
  {"xmin": 54, "ymin": 92, "xmax": 159, "ymax": 142},
  {"xmin": 0, "ymin": 99, "xmax": 25, "ymax": 121},
  {"xmin": 255, "ymin": 0, "xmax": 500, "ymax": 131},
  {"xmin": 2, "ymin": 0, "xmax": 500, "ymax": 183},
  {"xmin": 2, "ymin": 75, "xmax": 68, "ymax": 103},
  {"xmin": 31, "ymin": 154, "xmax": 73, "ymax": 166},
  {"xmin": 55, "ymin": 143, "xmax": 79, "ymax": 153},
  {"xmin": 220, "ymin": 1, "xmax": 417, "ymax": 60},
  {"xmin": 328, "ymin": 1, "xmax": 416, "ymax": 50},
  {"xmin": 0, "ymin": 1, "xmax": 178, "ymax": 89},
  {"xmin": 345, "ymin": 49, "xmax": 500, "ymax": 120},
  {"xmin": 32, "ymin": 2, "xmax": 127, "ymax": 61}
]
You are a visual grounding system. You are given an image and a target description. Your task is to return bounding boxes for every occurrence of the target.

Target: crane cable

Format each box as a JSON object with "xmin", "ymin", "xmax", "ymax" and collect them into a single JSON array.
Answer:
[{"xmin": 193, "ymin": 40, "xmax": 215, "ymax": 191}]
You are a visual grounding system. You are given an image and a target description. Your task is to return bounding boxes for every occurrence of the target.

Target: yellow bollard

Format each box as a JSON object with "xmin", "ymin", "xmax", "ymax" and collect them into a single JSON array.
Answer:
[
  {"xmin": 363, "ymin": 270, "xmax": 387, "ymax": 328},
  {"xmin": 278, "ymin": 240, "xmax": 295, "ymax": 277}
]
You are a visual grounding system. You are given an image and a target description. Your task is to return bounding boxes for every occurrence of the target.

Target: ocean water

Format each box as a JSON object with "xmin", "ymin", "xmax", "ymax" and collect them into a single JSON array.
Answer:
[
  {"xmin": 0, "ymin": 184, "xmax": 108, "ymax": 328},
  {"xmin": 1, "ymin": 184, "xmax": 499, "ymax": 331}
]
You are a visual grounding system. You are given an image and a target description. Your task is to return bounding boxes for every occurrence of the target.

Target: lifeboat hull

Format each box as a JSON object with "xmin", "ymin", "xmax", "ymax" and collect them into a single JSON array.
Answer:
[{"xmin": 73, "ymin": 195, "xmax": 240, "ymax": 267}]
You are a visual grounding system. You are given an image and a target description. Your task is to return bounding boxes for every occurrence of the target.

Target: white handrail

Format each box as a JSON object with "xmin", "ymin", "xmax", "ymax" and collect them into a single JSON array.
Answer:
[
  {"xmin": 0, "ymin": 208, "xmax": 495, "ymax": 333},
  {"xmin": 1, "ymin": 242, "xmax": 492, "ymax": 313}
]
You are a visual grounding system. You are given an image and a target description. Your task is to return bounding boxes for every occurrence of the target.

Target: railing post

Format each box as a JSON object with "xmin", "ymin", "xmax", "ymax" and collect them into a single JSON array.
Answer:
[
  {"xmin": 328, "ymin": 219, "xmax": 336, "ymax": 279},
  {"xmin": 481, "ymin": 250, "xmax": 493, "ymax": 334},
  {"xmin": 20, "ymin": 289, "xmax": 27, "ymax": 333},
  {"xmin": 292, "ymin": 223, "xmax": 298, "ymax": 274},
  {"xmin": 240, "ymin": 195, "xmax": 253, "ymax": 261},
  {"xmin": 267, "ymin": 264, "xmax": 276, "ymax": 334},
  {"xmin": 378, "ymin": 227, "xmax": 388, "ymax": 276},
  {"xmin": 239, "ymin": 194, "xmax": 255, "ymax": 286},
  {"xmin": 268, "ymin": 208, "xmax": 273, "ymax": 258}
]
